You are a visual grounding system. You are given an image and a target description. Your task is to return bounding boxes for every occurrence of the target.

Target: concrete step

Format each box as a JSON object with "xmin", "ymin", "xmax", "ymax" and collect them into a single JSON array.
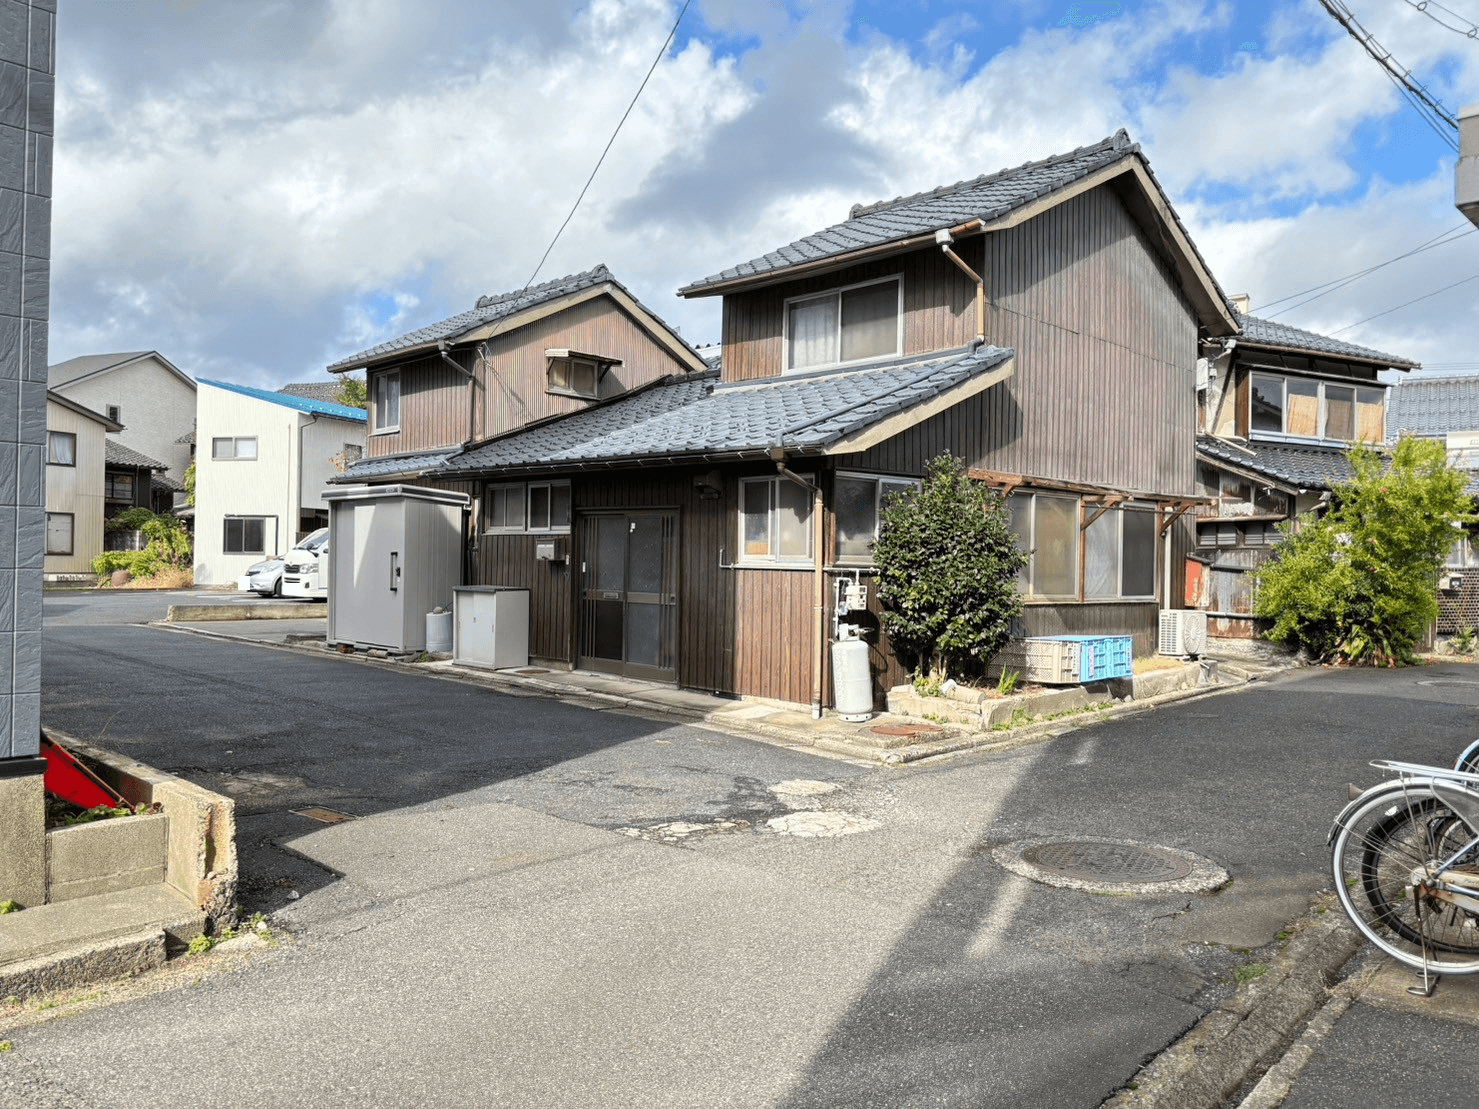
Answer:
[{"xmin": 0, "ymin": 883, "xmax": 204, "ymax": 969}]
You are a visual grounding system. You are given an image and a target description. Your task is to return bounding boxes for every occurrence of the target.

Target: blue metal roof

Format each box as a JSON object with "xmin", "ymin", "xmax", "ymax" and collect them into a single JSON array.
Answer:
[{"xmin": 199, "ymin": 378, "xmax": 367, "ymax": 422}]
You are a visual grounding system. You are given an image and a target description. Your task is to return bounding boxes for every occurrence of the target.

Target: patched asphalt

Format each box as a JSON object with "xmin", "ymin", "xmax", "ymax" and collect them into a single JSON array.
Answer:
[{"xmin": 14, "ymin": 590, "xmax": 1479, "ymax": 1107}]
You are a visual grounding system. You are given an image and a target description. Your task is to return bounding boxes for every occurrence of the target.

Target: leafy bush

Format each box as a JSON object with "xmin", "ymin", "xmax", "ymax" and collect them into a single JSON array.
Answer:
[
  {"xmin": 1254, "ymin": 435, "xmax": 1474, "ymax": 665},
  {"xmin": 183, "ymin": 461, "xmax": 196, "ymax": 508},
  {"xmin": 91, "ymin": 511, "xmax": 193, "ymax": 582},
  {"xmin": 1454, "ymin": 626, "xmax": 1477, "ymax": 655},
  {"xmin": 104, "ymin": 506, "xmax": 156, "ymax": 532},
  {"xmin": 873, "ymin": 454, "xmax": 1027, "ymax": 682}
]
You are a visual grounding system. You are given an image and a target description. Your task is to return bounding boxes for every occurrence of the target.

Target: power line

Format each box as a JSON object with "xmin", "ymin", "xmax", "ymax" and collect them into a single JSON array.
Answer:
[
  {"xmin": 523, "ymin": 0, "xmax": 694, "ymax": 290},
  {"xmin": 1328, "ymin": 271, "xmax": 1479, "ymax": 333},
  {"xmin": 1315, "ymin": 0, "xmax": 1460, "ymax": 150},
  {"xmin": 1400, "ymin": 0, "xmax": 1479, "ymax": 39},
  {"xmin": 1254, "ymin": 224, "xmax": 1477, "ymax": 317}
]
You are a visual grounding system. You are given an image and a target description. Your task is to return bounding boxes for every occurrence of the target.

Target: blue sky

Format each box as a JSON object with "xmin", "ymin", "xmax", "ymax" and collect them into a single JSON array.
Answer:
[{"xmin": 47, "ymin": 0, "xmax": 1479, "ymax": 384}]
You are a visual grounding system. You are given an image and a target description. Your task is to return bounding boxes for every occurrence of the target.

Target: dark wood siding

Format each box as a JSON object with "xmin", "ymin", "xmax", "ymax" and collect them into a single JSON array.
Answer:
[
  {"xmin": 727, "ymin": 181, "xmax": 1199, "ymax": 497},
  {"xmin": 367, "ymin": 353, "xmax": 468, "ymax": 458}
]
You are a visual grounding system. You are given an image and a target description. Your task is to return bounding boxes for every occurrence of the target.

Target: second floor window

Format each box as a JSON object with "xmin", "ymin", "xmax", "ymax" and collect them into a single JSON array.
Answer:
[
  {"xmin": 212, "ymin": 436, "xmax": 258, "ymax": 460},
  {"xmin": 1250, "ymin": 373, "xmax": 1384, "ymax": 443},
  {"xmin": 547, "ymin": 356, "xmax": 600, "ymax": 399},
  {"xmin": 373, "ymin": 370, "xmax": 401, "ymax": 432},
  {"xmin": 785, "ymin": 276, "xmax": 901, "ymax": 373},
  {"xmin": 46, "ymin": 431, "xmax": 75, "ymax": 466}
]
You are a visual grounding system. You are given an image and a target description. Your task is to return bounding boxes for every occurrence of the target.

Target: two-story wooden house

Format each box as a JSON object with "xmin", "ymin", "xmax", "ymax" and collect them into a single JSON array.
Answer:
[
  {"xmin": 1191, "ymin": 303, "xmax": 1418, "ymax": 637},
  {"xmin": 325, "ymin": 264, "xmax": 709, "ymax": 487},
  {"xmin": 419, "ymin": 131, "xmax": 1241, "ymax": 710}
]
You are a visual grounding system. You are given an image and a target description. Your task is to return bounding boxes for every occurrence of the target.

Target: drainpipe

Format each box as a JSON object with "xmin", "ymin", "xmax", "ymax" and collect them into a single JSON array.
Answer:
[
  {"xmin": 935, "ymin": 225, "xmax": 986, "ymax": 342},
  {"xmin": 438, "ymin": 341, "xmax": 477, "ymax": 445},
  {"xmin": 771, "ymin": 452, "xmax": 826, "ymax": 720}
]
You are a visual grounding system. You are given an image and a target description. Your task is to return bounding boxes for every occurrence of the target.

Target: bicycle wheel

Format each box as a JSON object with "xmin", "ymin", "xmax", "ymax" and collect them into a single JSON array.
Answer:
[{"xmin": 1332, "ymin": 783, "xmax": 1479, "ymax": 974}]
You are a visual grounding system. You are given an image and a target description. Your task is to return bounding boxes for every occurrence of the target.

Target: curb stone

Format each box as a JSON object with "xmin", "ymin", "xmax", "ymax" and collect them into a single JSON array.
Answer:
[
  {"xmin": 149, "ymin": 621, "xmax": 1291, "ymax": 767},
  {"xmin": 1104, "ymin": 901, "xmax": 1363, "ymax": 1109}
]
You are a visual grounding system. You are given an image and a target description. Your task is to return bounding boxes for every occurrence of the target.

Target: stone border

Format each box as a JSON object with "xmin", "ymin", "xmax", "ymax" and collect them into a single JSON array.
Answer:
[
  {"xmin": 992, "ymin": 836, "xmax": 1229, "ymax": 895},
  {"xmin": 1103, "ymin": 899, "xmax": 1364, "ymax": 1109},
  {"xmin": 165, "ymin": 603, "xmax": 325, "ymax": 622}
]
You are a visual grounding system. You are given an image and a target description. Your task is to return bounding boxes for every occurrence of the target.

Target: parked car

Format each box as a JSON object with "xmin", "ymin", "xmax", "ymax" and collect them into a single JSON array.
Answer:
[
  {"xmin": 282, "ymin": 527, "xmax": 330, "ymax": 600},
  {"xmin": 239, "ymin": 556, "xmax": 286, "ymax": 597}
]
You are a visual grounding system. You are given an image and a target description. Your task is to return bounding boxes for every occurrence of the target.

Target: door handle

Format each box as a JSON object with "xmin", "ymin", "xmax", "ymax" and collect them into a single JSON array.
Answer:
[{"xmin": 390, "ymin": 551, "xmax": 400, "ymax": 592}]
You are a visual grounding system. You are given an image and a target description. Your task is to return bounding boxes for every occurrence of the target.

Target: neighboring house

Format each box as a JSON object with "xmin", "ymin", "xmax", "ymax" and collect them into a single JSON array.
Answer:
[
  {"xmin": 1192, "ymin": 302, "xmax": 1418, "ymax": 637},
  {"xmin": 104, "ymin": 440, "xmax": 176, "ymax": 517},
  {"xmin": 43, "ymin": 392, "xmax": 122, "ymax": 578},
  {"xmin": 1386, "ymin": 375, "xmax": 1479, "ymax": 634},
  {"xmin": 193, "ymin": 380, "xmax": 367, "ymax": 585},
  {"xmin": 1459, "ymin": 104, "xmax": 1478, "ymax": 227},
  {"xmin": 47, "ymin": 351, "xmax": 197, "ymax": 506},
  {"xmin": 414, "ymin": 130, "xmax": 1240, "ymax": 709},
  {"xmin": 325, "ymin": 263, "xmax": 709, "ymax": 485}
]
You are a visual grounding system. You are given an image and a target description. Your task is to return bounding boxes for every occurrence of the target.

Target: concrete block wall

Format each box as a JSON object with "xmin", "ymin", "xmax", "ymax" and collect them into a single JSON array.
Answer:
[{"xmin": 0, "ymin": 0, "xmax": 52, "ymax": 763}]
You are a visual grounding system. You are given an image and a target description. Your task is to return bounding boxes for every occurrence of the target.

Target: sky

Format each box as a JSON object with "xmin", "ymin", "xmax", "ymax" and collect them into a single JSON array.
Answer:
[{"xmin": 47, "ymin": 0, "xmax": 1479, "ymax": 389}]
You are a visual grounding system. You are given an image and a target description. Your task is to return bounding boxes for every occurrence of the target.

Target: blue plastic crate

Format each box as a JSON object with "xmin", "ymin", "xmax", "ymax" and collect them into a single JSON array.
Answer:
[{"xmin": 1047, "ymin": 635, "xmax": 1133, "ymax": 682}]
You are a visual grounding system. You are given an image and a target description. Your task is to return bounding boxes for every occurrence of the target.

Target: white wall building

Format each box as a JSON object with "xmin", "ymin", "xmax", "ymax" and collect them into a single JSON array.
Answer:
[
  {"xmin": 194, "ymin": 380, "xmax": 367, "ymax": 585},
  {"xmin": 48, "ymin": 352, "xmax": 197, "ymax": 498}
]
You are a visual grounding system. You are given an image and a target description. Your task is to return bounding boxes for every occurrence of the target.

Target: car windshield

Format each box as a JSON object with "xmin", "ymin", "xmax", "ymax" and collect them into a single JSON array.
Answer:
[{"xmin": 296, "ymin": 528, "xmax": 329, "ymax": 553}]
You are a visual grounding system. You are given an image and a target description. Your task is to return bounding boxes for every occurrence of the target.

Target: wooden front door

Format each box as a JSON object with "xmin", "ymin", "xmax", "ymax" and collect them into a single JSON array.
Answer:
[{"xmin": 578, "ymin": 511, "xmax": 679, "ymax": 682}]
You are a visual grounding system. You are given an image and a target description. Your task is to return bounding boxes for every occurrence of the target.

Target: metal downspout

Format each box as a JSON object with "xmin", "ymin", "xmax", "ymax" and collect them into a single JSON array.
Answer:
[{"xmin": 438, "ymin": 341, "xmax": 477, "ymax": 446}]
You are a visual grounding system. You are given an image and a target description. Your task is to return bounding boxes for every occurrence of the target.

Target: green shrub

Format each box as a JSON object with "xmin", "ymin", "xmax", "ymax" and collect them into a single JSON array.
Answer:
[
  {"xmin": 873, "ymin": 454, "xmax": 1027, "ymax": 683},
  {"xmin": 1254, "ymin": 435, "xmax": 1474, "ymax": 665},
  {"xmin": 91, "ymin": 512, "xmax": 193, "ymax": 580},
  {"xmin": 104, "ymin": 507, "xmax": 157, "ymax": 532}
]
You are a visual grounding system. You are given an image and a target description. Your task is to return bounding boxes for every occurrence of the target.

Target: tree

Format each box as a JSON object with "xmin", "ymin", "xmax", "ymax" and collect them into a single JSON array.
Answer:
[
  {"xmin": 337, "ymin": 376, "xmax": 367, "ymax": 409},
  {"xmin": 872, "ymin": 454, "xmax": 1028, "ymax": 682},
  {"xmin": 183, "ymin": 461, "xmax": 196, "ymax": 508},
  {"xmin": 1254, "ymin": 435, "xmax": 1474, "ymax": 665}
]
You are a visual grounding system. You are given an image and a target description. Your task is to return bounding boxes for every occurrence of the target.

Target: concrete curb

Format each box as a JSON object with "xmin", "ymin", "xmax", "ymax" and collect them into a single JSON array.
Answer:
[
  {"xmin": 149, "ymin": 621, "xmax": 1286, "ymax": 768},
  {"xmin": 1104, "ymin": 903, "xmax": 1363, "ymax": 1109},
  {"xmin": 165, "ymin": 603, "xmax": 325, "ymax": 622},
  {"xmin": 0, "ymin": 929, "xmax": 165, "ymax": 1000}
]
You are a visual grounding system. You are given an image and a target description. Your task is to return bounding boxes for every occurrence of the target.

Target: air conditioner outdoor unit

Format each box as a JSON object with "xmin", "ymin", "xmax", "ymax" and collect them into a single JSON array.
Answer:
[{"xmin": 1158, "ymin": 610, "xmax": 1208, "ymax": 657}]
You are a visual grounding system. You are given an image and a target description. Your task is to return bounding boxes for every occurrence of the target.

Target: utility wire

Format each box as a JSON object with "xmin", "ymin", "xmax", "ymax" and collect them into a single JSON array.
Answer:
[
  {"xmin": 1400, "ymin": 0, "xmax": 1479, "ymax": 39},
  {"xmin": 1254, "ymin": 224, "xmax": 1476, "ymax": 317},
  {"xmin": 523, "ymin": 0, "xmax": 693, "ymax": 289},
  {"xmin": 1315, "ymin": 0, "xmax": 1460, "ymax": 150},
  {"xmin": 1328, "ymin": 271, "xmax": 1479, "ymax": 333}
]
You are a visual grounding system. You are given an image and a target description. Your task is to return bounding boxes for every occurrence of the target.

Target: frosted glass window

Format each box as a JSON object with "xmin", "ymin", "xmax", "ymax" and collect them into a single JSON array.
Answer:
[
  {"xmin": 1033, "ymin": 495, "xmax": 1078, "ymax": 599},
  {"xmin": 486, "ymin": 484, "xmax": 525, "ymax": 531},
  {"xmin": 835, "ymin": 477, "xmax": 876, "ymax": 560},
  {"xmin": 373, "ymin": 371, "xmax": 400, "ymax": 431},
  {"xmin": 785, "ymin": 278, "xmax": 900, "ymax": 372},
  {"xmin": 739, "ymin": 477, "xmax": 814, "ymax": 564},
  {"xmin": 777, "ymin": 480, "xmax": 812, "ymax": 559},
  {"xmin": 1085, "ymin": 509, "xmax": 1120, "ymax": 600},
  {"xmin": 840, "ymin": 282, "xmax": 899, "ymax": 362}
]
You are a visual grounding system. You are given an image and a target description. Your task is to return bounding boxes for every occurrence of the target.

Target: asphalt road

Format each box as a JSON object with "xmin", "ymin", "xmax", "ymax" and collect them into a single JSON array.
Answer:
[{"xmin": 11, "ymin": 590, "xmax": 1479, "ymax": 1108}]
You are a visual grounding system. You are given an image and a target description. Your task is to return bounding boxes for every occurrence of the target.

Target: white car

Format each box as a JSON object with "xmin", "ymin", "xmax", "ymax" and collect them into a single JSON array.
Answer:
[{"xmin": 281, "ymin": 527, "xmax": 330, "ymax": 600}]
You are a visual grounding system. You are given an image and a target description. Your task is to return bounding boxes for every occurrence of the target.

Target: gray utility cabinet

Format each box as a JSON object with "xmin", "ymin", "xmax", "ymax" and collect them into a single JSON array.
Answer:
[
  {"xmin": 453, "ymin": 587, "xmax": 530, "ymax": 670},
  {"xmin": 324, "ymin": 484, "xmax": 469, "ymax": 652}
]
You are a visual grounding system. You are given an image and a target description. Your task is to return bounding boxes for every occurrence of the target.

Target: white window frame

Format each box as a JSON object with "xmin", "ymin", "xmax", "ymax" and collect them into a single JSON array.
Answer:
[
  {"xmin": 211, "ymin": 436, "xmax": 258, "ymax": 461},
  {"xmin": 738, "ymin": 475, "xmax": 816, "ymax": 566},
  {"xmin": 1249, "ymin": 372, "xmax": 1385, "ymax": 444},
  {"xmin": 781, "ymin": 275, "xmax": 904, "ymax": 375},
  {"xmin": 484, "ymin": 481, "xmax": 571, "ymax": 534},
  {"xmin": 372, "ymin": 369, "xmax": 401, "ymax": 434},
  {"xmin": 834, "ymin": 471, "xmax": 921, "ymax": 565}
]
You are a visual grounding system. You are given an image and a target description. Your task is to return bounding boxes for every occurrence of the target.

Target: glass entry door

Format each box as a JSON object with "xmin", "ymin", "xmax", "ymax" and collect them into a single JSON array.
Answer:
[{"xmin": 578, "ymin": 511, "xmax": 678, "ymax": 682}]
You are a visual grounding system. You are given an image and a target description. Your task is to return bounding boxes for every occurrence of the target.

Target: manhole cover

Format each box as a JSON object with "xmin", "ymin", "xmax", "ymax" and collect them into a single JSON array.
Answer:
[
  {"xmin": 871, "ymin": 724, "xmax": 943, "ymax": 738},
  {"xmin": 994, "ymin": 836, "xmax": 1227, "ymax": 894},
  {"xmin": 292, "ymin": 807, "xmax": 356, "ymax": 825},
  {"xmin": 1021, "ymin": 841, "xmax": 1193, "ymax": 883}
]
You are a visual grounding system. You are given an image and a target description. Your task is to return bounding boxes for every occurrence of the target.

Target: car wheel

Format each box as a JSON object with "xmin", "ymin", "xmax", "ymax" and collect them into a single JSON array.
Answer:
[{"xmin": 273, "ymin": 578, "xmax": 283, "ymax": 598}]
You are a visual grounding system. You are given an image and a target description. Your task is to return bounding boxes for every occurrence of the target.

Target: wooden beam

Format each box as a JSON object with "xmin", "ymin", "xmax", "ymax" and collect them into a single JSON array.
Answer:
[
  {"xmin": 1081, "ymin": 496, "xmax": 1125, "ymax": 531},
  {"xmin": 1158, "ymin": 501, "xmax": 1198, "ymax": 536}
]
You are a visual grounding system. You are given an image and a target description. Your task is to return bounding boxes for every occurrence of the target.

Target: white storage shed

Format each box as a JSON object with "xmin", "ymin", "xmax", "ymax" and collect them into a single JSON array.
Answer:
[{"xmin": 324, "ymin": 484, "xmax": 469, "ymax": 652}]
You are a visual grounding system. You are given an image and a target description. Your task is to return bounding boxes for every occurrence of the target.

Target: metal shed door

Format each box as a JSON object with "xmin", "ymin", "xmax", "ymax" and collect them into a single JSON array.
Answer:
[
  {"xmin": 336, "ymin": 499, "xmax": 405, "ymax": 648},
  {"xmin": 578, "ymin": 511, "xmax": 678, "ymax": 682}
]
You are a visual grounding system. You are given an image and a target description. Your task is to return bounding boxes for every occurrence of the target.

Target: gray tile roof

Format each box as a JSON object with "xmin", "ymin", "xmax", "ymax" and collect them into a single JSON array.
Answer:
[
  {"xmin": 440, "ymin": 344, "xmax": 1014, "ymax": 476},
  {"xmin": 336, "ymin": 448, "xmax": 462, "ymax": 483},
  {"xmin": 152, "ymin": 473, "xmax": 184, "ymax": 493},
  {"xmin": 1197, "ymin": 435, "xmax": 1357, "ymax": 491},
  {"xmin": 679, "ymin": 130, "xmax": 1233, "ymax": 320},
  {"xmin": 1236, "ymin": 313, "xmax": 1418, "ymax": 368},
  {"xmin": 105, "ymin": 439, "xmax": 169, "ymax": 472},
  {"xmin": 1387, "ymin": 376, "xmax": 1479, "ymax": 437},
  {"xmin": 280, "ymin": 382, "xmax": 348, "ymax": 404},
  {"xmin": 326, "ymin": 265, "xmax": 700, "ymax": 373}
]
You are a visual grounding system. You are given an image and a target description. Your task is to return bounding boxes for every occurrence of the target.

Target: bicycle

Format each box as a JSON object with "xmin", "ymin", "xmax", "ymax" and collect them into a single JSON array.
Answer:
[{"xmin": 1330, "ymin": 749, "xmax": 1479, "ymax": 994}]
